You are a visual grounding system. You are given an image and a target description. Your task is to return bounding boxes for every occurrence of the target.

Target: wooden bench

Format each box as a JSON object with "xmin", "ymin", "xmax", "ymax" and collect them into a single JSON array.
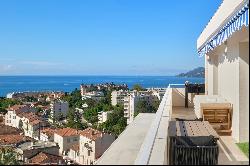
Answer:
[{"xmin": 201, "ymin": 103, "xmax": 232, "ymax": 136}]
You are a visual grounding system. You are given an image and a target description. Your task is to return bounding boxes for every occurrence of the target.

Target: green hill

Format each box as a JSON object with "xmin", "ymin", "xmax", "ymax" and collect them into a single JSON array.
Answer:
[{"xmin": 177, "ymin": 67, "xmax": 205, "ymax": 78}]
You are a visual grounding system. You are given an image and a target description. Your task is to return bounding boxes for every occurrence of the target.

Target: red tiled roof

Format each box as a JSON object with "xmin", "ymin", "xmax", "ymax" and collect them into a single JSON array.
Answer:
[
  {"xmin": 29, "ymin": 152, "xmax": 64, "ymax": 164},
  {"xmin": 80, "ymin": 127, "xmax": 103, "ymax": 141},
  {"xmin": 7, "ymin": 105, "xmax": 27, "ymax": 112},
  {"xmin": 41, "ymin": 128, "xmax": 57, "ymax": 137},
  {"xmin": 0, "ymin": 124, "xmax": 22, "ymax": 135},
  {"xmin": 20, "ymin": 112, "xmax": 43, "ymax": 125},
  {"xmin": 0, "ymin": 134, "xmax": 32, "ymax": 145},
  {"xmin": 55, "ymin": 128, "xmax": 79, "ymax": 137}
]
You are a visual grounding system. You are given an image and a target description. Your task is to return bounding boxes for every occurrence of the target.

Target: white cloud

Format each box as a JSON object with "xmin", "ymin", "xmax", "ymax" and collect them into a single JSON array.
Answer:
[{"xmin": 0, "ymin": 64, "xmax": 14, "ymax": 73}]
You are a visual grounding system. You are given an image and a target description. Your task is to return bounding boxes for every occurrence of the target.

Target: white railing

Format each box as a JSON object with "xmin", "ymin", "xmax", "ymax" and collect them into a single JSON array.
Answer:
[{"xmin": 134, "ymin": 84, "xmax": 184, "ymax": 165}]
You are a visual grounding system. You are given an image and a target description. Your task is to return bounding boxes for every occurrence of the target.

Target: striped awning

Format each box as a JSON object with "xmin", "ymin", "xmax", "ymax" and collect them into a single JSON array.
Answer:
[{"xmin": 198, "ymin": 3, "xmax": 249, "ymax": 57}]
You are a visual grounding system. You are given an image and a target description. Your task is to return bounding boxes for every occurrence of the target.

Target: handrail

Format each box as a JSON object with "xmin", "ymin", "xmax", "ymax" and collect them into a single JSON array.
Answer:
[
  {"xmin": 134, "ymin": 83, "xmax": 185, "ymax": 165},
  {"xmin": 134, "ymin": 84, "xmax": 171, "ymax": 165}
]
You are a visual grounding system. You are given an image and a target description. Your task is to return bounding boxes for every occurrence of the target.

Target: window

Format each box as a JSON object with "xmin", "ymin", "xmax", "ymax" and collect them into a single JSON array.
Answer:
[
  {"xmin": 67, "ymin": 138, "xmax": 70, "ymax": 143},
  {"xmin": 88, "ymin": 150, "xmax": 91, "ymax": 156},
  {"xmin": 73, "ymin": 137, "xmax": 78, "ymax": 141}
]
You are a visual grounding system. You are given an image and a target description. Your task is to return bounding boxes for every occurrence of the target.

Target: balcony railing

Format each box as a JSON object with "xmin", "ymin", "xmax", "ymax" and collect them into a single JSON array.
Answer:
[{"xmin": 134, "ymin": 84, "xmax": 184, "ymax": 165}]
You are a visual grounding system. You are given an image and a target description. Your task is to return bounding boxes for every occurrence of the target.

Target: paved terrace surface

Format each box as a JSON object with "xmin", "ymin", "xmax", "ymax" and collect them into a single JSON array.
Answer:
[
  {"xmin": 96, "ymin": 113, "xmax": 155, "ymax": 165},
  {"xmin": 171, "ymin": 106, "xmax": 249, "ymax": 165},
  {"xmin": 171, "ymin": 106, "xmax": 197, "ymax": 120}
]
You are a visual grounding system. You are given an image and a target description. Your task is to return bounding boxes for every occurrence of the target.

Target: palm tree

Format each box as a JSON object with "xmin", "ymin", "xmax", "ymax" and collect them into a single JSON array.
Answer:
[{"xmin": 0, "ymin": 147, "xmax": 20, "ymax": 165}]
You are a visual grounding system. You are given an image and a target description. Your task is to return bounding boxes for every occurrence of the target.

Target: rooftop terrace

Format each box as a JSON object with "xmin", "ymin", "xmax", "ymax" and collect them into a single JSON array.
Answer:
[{"xmin": 97, "ymin": 84, "xmax": 249, "ymax": 165}]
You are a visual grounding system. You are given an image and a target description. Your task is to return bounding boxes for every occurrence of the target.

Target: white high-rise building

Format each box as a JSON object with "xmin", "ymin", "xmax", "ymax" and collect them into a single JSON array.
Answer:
[
  {"xmin": 111, "ymin": 90, "xmax": 129, "ymax": 106},
  {"xmin": 49, "ymin": 100, "xmax": 69, "ymax": 122}
]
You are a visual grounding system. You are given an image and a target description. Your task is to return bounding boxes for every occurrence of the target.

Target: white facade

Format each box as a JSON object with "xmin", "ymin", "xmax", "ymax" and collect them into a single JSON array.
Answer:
[
  {"xmin": 97, "ymin": 111, "xmax": 112, "ymax": 124},
  {"xmin": 125, "ymin": 91, "xmax": 159, "ymax": 124},
  {"xmin": 197, "ymin": 0, "xmax": 249, "ymax": 142},
  {"xmin": 68, "ymin": 147, "xmax": 81, "ymax": 164},
  {"xmin": 111, "ymin": 90, "xmax": 129, "ymax": 106},
  {"xmin": 82, "ymin": 91, "xmax": 105, "ymax": 101},
  {"xmin": 79, "ymin": 130, "xmax": 115, "ymax": 165},
  {"xmin": 54, "ymin": 129, "xmax": 80, "ymax": 155},
  {"xmin": 50, "ymin": 101, "xmax": 69, "ymax": 121},
  {"xmin": 5, "ymin": 106, "xmax": 28, "ymax": 128}
]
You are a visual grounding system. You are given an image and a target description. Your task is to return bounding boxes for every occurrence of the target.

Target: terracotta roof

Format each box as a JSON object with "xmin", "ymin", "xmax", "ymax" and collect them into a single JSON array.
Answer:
[
  {"xmin": 70, "ymin": 143, "xmax": 79, "ymax": 152},
  {"xmin": 20, "ymin": 112, "xmax": 43, "ymax": 125},
  {"xmin": 0, "ymin": 134, "xmax": 32, "ymax": 145},
  {"xmin": 41, "ymin": 128, "xmax": 57, "ymax": 137},
  {"xmin": 29, "ymin": 152, "xmax": 64, "ymax": 164},
  {"xmin": 7, "ymin": 105, "xmax": 27, "ymax": 111},
  {"xmin": 0, "ymin": 124, "xmax": 22, "ymax": 135},
  {"xmin": 80, "ymin": 127, "xmax": 103, "ymax": 141},
  {"xmin": 55, "ymin": 128, "xmax": 79, "ymax": 137}
]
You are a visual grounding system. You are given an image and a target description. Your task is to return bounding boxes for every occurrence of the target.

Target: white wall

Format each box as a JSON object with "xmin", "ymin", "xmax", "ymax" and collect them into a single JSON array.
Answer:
[
  {"xmin": 205, "ymin": 26, "xmax": 249, "ymax": 142},
  {"xmin": 239, "ymin": 41, "xmax": 249, "ymax": 142},
  {"xmin": 171, "ymin": 88, "xmax": 197, "ymax": 107}
]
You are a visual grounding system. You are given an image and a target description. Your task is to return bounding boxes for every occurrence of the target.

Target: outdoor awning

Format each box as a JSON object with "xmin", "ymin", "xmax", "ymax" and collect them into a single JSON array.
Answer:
[{"xmin": 198, "ymin": 3, "xmax": 249, "ymax": 57}]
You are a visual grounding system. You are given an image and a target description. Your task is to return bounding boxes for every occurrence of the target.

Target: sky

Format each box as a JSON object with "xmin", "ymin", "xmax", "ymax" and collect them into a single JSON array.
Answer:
[{"xmin": 0, "ymin": 0, "xmax": 222, "ymax": 76}]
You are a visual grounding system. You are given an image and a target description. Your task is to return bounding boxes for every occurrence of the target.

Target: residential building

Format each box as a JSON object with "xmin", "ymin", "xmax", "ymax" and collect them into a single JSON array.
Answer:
[
  {"xmin": 197, "ymin": 0, "xmax": 249, "ymax": 142},
  {"xmin": 4, "ymin": 105, "xmax": 46, "ymax": 139},
  {"xmin": 15, "ymin": 141, "xmax": 60, "ymax": 162},
  {"xmin": 111, "ymin": 90, "xmax": 129, "ymax": 106},
  {"xmin": 40, "ymin": 128, "xmax": 57, "ymax": 142},
  {"xmin": 54, "ymin": 127, "xmax": 80, "ymax": 155},
  {"xmin": 148, "ymin": 88, "xmax": 166, "ymax": 100},
  {"xmin": 26, "ymin": 152, "xmax": 65, "ymax": 165},
  {"xmin": 97, "ymin": 111, "xmax": 112, "ymax": 124},
  {"xmin": 49, "ymin": 100, "xmax": 69, "ymax": 122},
  {"xmin": 19, "ymin": 112, "xmax": 46, "ymax": 139},
  {"xmin": 124, "ymin": 91, "xmax": 159, "ymax": 124},
  {"xmin": 81, "ymin": 91, "xmax": 105, "ymax": 101},
  {"xmin": 67, "ymin": 144, "xmax": 81, "ymax": 164},
  {"xmin": 5, "ymin": 105, "xmax": 32, "ymax": 128},
  {"xmin": 0, "ymin": 134, "xmax": 33, "ymax": 148},
  {"xmin": 79, "ymin": 128, "xmax": 115, "ymax": 165},
  {"xmin": 0, "ymin": 124, "xmax": 22, "ymax": 135}
]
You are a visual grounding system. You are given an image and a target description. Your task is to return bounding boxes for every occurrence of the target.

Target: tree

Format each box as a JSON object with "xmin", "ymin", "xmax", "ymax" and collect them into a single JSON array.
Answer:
[
  {"xmin": 132, "ymin": 84, "xmax": 145, "ymax": 91},
  {"xmin": 0, "ymin": 98, "xmax": 22, "ymax": 114},
  {"xmin": 83, "ymin": 107, "xmax": 99, "ymax": 124},
  {"xmin": 134, "ymin": 99, "xmax": 160, "ymax": 118},
  {"xmin": 66, "ymin": 109, "xmax": 87, "ymax": 130},
  {"xmin": 99, "ymin": 106, "xmax": 127, "ymax": 137},
  {"xmin": 0, "ymin": 147, "xmax": 20, "ymax": 165}
]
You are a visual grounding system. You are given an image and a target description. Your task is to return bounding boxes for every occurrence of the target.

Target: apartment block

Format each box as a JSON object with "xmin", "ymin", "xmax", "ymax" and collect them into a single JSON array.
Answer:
[
  {"xmin": 54, "ymin": 128, "xmax": 80, "ymax": 155},
  {"xmin": 79, "ymin": 128, "xmax": 115, "ymax": 165},
  {"xmin": 49, "ymin": 100, "xmax": 69, "ymax": 122}
]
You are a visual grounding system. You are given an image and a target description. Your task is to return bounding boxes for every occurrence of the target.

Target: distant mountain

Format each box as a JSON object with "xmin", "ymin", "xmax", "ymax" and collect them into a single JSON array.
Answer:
[{"xmin": 177, "ymin": 67, "xmax": 205, "ymax": 78}]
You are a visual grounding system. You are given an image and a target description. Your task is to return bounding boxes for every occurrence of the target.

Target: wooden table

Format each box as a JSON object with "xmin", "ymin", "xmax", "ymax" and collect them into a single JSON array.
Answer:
[
  {"xmin": 167, "ymin": 121, "xmax": 220, "ymax": 165},
  {"xmin": 168, "ymin": 121, "xmax": 219, "ymax": 139}
]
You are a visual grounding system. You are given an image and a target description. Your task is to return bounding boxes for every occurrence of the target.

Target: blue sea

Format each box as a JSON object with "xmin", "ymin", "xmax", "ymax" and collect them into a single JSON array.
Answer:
[{"xmin": 0, "ymin": 76, "xmax": 204, "ymax": 97}]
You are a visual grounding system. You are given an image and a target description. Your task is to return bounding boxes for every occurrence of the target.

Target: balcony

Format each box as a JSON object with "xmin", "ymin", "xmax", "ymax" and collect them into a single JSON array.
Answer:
[{"xmin": 96, "ymin": 84, "xmax": 249, "ymax": 165}]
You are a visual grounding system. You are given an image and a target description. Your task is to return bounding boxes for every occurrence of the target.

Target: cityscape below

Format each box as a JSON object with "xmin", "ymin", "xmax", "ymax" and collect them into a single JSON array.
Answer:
[{"xmin": 0, "ymin": 0, "xmax": 249, "ymax": 165}]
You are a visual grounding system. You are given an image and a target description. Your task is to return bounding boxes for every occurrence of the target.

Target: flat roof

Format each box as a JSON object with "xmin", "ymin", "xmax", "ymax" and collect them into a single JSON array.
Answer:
[{"xmin": 96, "ymin": 113, "xmax": 155, "ymax": 165}]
